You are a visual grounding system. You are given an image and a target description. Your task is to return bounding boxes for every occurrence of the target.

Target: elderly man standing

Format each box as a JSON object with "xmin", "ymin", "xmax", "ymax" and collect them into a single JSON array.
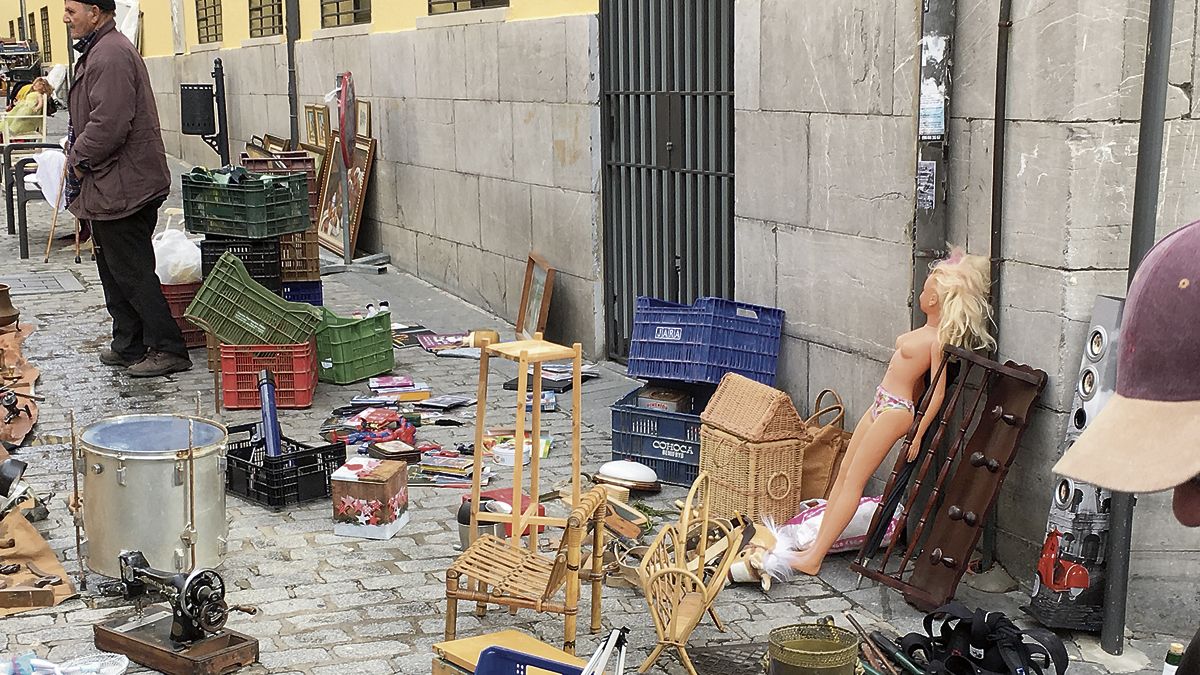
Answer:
[{"xmin": 63, "ymin": 0, "xmax": 191, "ymax": 377}]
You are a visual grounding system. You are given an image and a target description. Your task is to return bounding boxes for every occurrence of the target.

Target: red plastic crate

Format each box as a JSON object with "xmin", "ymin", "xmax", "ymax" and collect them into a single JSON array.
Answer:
[
  {"xmin": 162, "ymin": 282, "xmax": 205, "ymax": 349},
  {"xmin": 219, "ymin": 340, "xmax": 318, "ymax": 409}
]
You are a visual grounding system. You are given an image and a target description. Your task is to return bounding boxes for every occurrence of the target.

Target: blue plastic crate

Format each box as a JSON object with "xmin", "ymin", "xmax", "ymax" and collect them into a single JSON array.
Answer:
[
  {"xmin": 282, "ymin": 280, "xmax": 323, "ymax": 306},
  {"xmin": 626, "ymin": 296, "xmax": 784, "ymax": 386},
  {"xmin": 610, "ymin": 386, "xmax": 713, "ymax": 487},
  {"xmin": 474, "ymin": 646, "xmax": 583, "ymax": 675}
]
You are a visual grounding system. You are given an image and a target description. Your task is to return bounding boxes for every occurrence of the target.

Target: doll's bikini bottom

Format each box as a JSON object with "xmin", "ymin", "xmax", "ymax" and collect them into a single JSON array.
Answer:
[{"xmin": 871, "ymin": 386, "xmax": 914, "ymax": 420}]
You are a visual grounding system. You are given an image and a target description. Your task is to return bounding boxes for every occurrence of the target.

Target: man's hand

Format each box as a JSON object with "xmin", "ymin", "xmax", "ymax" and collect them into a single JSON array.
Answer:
[{"xmin": 72, "ymin": 166, "xmax": 83, "ymax": 179}]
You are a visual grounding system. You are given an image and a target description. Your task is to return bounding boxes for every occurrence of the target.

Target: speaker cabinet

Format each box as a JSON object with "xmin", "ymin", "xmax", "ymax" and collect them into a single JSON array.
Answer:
[{"xmin": 1028, "ymin": 295, "xmax": 1124, "ymax": 632}]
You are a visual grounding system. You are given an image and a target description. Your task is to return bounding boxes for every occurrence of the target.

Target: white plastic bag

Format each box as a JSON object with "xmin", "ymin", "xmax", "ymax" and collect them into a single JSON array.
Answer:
[
  {"xmin": 33, "ymin": 149, "xmax": 69, "ymax": 213},
  {"xmin": 781, "ymin": 497, "xmax": 902, "ymax": 553},
  {"xmin": 153, "ymin": 227, "xmax": 202, "ymax": 284}
]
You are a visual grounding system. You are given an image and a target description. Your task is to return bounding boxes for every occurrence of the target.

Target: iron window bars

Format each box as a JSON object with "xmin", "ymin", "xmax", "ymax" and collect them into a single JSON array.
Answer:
[
  {"xmin": 25, "ymin": 14, "xmax": 36, "ymax": 60},
  {"xmin": 250, "ymin": 0, "xmax": 284, "ymax": 38},
  {"xmin": 39, "ymin": 8, "xmax": 50, "ymax": 62},
  {"xmin": 320, "ymin": 0, "xmax": 371, "ymax": 28},
  {"xmin": 428, "ymin": 0, "xmax": 509, "ymax": 14},
  {"xmin": 196, "ymin": 0, "xmax": 223, "ymax": 45}
]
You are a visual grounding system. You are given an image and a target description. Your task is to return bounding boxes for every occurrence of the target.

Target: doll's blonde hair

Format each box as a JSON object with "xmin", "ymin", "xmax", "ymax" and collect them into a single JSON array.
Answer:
[{"xmin": 932, "ymin": 248, "xmax": 996, "ymax": 352}]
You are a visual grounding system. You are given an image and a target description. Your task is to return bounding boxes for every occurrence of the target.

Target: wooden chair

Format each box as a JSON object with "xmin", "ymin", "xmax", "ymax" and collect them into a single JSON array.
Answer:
[
  {"xmin": 445, "ymin": 485, "xmax": 608, "ymax": 655},
  {"xmin": 637, "ymin": 472, "xmax": 753, "ymax": 675}
]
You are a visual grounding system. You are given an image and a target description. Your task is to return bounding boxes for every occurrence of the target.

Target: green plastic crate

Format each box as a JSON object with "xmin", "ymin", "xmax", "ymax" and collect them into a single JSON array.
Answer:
[
  {"xmin": 185, "ymin": 252, "xmax": 323, "ymax": 346},
  {"xmin": 182, "ymin": 170, "xmax": 310, "ymax": 239},
  {"xmin": 315, "ymin": 308, "xmax": 396, "ymax": 385}
]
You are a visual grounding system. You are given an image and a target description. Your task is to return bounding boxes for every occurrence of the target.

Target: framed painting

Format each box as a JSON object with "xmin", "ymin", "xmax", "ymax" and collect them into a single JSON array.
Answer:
[
  {"xmin": 312, "ymin": 104, "xmax": 331, "ymax": 148},
  {"xmin": 516, "ymin": 253, "xmax": 556, "ymax": 340},
  {"xmin": 316, "ymin": 134, "xmax": 376, "ymax": 257},
  {"xmin": 263, "ymin": 133, "xmax": 290, "ymax": 155},
  {"xmin": 355, "ymin": 100, "xmax": 372, "ymax": 138},
  {"xmin": 300, "ymin": 141, "xmax": 329, "ymax": 190},
  {"xmin": 304, "ymin": 106, "xmax": 319, "ymax": 145},
  {"xmin": 243, "ymin": 139, "xmax": 274, "ymax": 160}
]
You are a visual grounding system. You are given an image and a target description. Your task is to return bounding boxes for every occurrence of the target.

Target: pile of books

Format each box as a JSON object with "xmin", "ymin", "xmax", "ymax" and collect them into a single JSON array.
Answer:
[{"xmin": 415, "ymin": 448, "xmax": 492, "ymax": 487}]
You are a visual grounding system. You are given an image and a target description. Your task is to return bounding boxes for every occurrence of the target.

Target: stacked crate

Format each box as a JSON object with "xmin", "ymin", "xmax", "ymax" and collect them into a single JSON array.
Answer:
[
  {"xmin": 185, "ymin": 252, "xmax": 324, "ymax": 409},
  {"xmin": 609, "ymin": 296, "xmax": 785, "ymax": 486},
  {"xmin": 241, "ymin": 153, "xmax": 324, "ymax": 307}
]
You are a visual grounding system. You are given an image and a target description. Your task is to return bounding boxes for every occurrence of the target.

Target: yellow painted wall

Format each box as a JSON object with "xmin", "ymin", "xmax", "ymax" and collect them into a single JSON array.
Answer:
[
  {"xmin": 507, "ymin": 0, "xmax": 598, "ymax": 21},
  {"xmin": 372, "ymin": 0, "xmax": 423, "ymax": 32},
  {"xmin": 0, "ymin": 1, "xmax": 70, "ymax": 64},
  {"xmin": 140, "ymin": 2, "xmax": 175, "ymax": 58}
]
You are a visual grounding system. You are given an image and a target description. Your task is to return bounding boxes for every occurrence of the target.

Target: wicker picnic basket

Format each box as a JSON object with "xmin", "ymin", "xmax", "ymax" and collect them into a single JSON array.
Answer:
[{"xmin": 699, "ymin": 373, "xmax": 808, "ymax": 522}]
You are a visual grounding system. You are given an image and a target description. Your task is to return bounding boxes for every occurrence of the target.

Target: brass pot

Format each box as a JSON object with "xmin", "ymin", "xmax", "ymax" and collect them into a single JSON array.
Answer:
[{"xmin": 0, "ymin": 284, "xmax": 18, "ymax": 328}]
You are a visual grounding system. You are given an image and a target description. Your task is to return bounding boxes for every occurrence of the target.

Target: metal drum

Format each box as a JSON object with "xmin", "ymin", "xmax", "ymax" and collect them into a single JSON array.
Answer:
[{"xmin": 80, "ymin": 414, "xmax": 228, "ymax": 578}]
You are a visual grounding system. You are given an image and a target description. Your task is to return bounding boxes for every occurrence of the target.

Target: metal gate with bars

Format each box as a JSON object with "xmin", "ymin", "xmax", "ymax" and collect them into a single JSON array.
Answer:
[{"xmin": 600, "ymin": 0, "xmax": 735, "ymax": 361}]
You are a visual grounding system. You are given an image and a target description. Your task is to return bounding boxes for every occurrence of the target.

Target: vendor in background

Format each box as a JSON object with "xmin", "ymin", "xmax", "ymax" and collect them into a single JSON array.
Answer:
[
  {"xmin": 1, "ymin": 77, "xmax": 52, "ymax": 139},
  {"xmin": 1054, "ymin": 220, "xmax": 1200, "ymax": 675},
  {"xmin": 63, "ymin": 0, "xmax": 191, "ymax": 378}
]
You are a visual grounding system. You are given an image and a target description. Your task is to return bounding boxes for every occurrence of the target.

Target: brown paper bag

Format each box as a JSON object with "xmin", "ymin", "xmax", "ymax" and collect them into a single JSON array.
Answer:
[{"xmin": 799, "ymin": 389, "xmax": 852, "ymax": 500}]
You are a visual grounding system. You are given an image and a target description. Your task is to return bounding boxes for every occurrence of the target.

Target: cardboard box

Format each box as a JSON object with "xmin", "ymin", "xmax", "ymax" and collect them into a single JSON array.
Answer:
[
  {"xmin": 637, "ymin": 386, "xmax": 692, "ymax": 413},
  {"xmin": 432, "ymin": 629, "xmax": 584, "ymax": 675},
  {"xmin": 331, "ymin": 459, "xmax": 409, "ymax": 540}
]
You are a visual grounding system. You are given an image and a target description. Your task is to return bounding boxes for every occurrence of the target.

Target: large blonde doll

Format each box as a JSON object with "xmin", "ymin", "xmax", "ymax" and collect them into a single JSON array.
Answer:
[{"xmin": 791, "ymin": 249, "xmax": 995, "ymax": 574}]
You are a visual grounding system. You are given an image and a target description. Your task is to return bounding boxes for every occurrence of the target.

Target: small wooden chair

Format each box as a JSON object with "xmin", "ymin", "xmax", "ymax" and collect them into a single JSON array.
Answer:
[
  {"xmin": 445, "ymin": 485, "xmax": 608, "ymax": 655},
  {"xmin": 637, "ymin": 472, "xmax": 752, "ymax": 675}
]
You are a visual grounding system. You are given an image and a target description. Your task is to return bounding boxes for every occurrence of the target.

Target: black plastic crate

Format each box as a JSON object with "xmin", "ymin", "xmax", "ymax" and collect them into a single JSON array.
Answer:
[
  {"xmin": 201, "ymin": 236, "xmax": 283, "ymax": 294},
  {"xmin": 225, "ymin": 422, "xmax": 346, "ymax": 510}
]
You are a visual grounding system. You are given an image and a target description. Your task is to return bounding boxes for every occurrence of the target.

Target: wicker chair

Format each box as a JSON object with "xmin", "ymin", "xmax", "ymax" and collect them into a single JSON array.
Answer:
[
  {"xmin": 445, "ymin": 485, "xmax": 608, "ymax": 655},
  {"xmin": 637, "ymin": 472, "xmax": 752, "ymax": 675}
]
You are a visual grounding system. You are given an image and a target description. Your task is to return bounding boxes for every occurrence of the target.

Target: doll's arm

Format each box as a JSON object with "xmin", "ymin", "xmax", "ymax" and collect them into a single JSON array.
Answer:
[{"xmin": 908, "ymin": 342, "xmax": 946, "ymax": 461}]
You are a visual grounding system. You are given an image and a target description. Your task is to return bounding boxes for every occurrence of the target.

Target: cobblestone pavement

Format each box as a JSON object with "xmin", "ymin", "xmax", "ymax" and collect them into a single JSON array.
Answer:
[{"xmin": 0, "ymin": 155, "xmax": 1183, "ymax": 674}]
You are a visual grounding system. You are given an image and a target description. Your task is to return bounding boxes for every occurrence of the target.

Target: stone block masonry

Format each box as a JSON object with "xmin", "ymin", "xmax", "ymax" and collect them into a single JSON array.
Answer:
[
  {"xmin": 738, "ymin": 0, "xmax": 1200, "ymax": 633},
  {"xmin": 146, "ymin": 13, "xmax": 604, "ymax": 359}
]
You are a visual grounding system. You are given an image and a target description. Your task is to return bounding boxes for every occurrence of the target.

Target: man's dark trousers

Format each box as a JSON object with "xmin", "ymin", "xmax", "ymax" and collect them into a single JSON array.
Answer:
[{"xmin": 91, "ymin": 198, "xmax": 187, "ymax": 362}]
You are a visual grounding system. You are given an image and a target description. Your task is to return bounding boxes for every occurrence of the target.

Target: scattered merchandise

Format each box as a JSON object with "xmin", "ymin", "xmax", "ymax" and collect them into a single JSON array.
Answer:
[
  {"xmin": 638, "ymin": 473, "xmax": 752, "ymax": 674},
  {"xmin": 636, "ymin": 385, "xmax": 691, "ymax": 412},
  {"xmin": 526, "ymin": 390, "xmax": 558, "ymax": 412},
  {"xmin": 892, "ymin": 602, "xmax": 1068, "ymax": 675},
  {"xmin": 79, "ymin": 415, "xmax": 229, "ymax": 578},
  {"xmin": 416, "ymin": 394, "xmax": 477, "ymax": 411},
  {"xmin": 767, "ymin": 621, "xmax": 860, "ymax": 675},
  {"xmin": 699, "ymin": 373, "xmax": 808, "ymax": 523},
  {"xmin": 432, "ymin": 630, "xmax": 586, "ymax": 675},
  {"xmin": 597, "ymin": 460, "xmax": 658, "ymax": 485},
  {"xmin": 392, "ymin": 324, "xmax": 433, "ymax": 349},
  {"xmin": 853, "ymin": 347, "xmax": 1047, "ymax": 610},
  {"xmin": 418, "ymin": 332, "xmax": 470, "ymax": 352},
  {"xmin": 332, "ymin": 458, "xmax": 410, "ymax": 539}
]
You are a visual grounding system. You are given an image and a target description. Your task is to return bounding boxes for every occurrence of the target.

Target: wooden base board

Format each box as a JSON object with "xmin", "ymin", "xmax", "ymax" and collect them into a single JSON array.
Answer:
[{"xmin": 93, "ymin": 606, "xmax": 258, "ymax": 675}]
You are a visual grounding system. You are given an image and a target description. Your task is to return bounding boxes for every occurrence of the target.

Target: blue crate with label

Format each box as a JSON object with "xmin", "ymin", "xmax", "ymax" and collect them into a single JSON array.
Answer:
[
  {"xmin": 626, "ymin": 296, "xmax": 784, "ymax": 386},
  {"xmin": 610, "ymin": 385, "xmax": 714, "ymax": 486}
]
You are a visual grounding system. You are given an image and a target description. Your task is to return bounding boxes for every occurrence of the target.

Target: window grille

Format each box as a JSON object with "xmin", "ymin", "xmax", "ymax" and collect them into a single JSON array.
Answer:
[
  {"xmin": 428, "ymin": 0, "xmax": 508, "ymax": 14},
  {"xmin": 26, "ymin": 13, "xmax": 36, "ymax": 59},
  {"xmin": 39, "ymin": 7, "xmax": 51, "ymax": 62},
  {"xmin": 250, "ymin": 0, "xmax": 284, "ymax": 38},
  {"xmin": 320, "ymin": 0, "xmax": 370, "ymax": 28},
  {"xmin": 196, "ymin": 0, "xmax": 223, "ymax": 45}
]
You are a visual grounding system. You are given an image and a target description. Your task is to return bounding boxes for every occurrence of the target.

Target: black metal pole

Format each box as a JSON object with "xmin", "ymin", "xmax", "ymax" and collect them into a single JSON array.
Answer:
[
  {"xmin": 1102, "ymin": 0, "xmax": 1175, "ymax": 656},
  {"xmin": 981, "ymin": 0, "xmax": 1014, "ymax": 572},
  {"xmin": 285, "ymin": 0, "xmax": 301, "ymax": 145},
  {"xmin": 211, "ymin": 58, "xmax": 230, "ymax": 166}
]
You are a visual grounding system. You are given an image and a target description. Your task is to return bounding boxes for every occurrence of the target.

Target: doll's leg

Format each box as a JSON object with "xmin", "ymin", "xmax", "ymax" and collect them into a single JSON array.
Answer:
[
  {"xmin": 820, "ymin": 408, "xmax": 873, "ymax": 515},
  {"xmin": 790, "ymin": 409, "xmax": 913, "ymax": 575}
]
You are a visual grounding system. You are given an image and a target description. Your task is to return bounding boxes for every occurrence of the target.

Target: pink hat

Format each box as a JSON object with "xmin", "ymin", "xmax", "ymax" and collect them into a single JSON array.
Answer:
[{"xmin": 1054, "ymin": 221, "xmax": 1200, "ymax": 492}]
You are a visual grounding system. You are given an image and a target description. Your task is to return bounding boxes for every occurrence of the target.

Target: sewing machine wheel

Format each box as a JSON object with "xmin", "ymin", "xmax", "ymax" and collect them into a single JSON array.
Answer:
[
  {"xmin": 197, "ymin": 599, "xmax": 229, "ymax": 633},
  {"xmin": 180, "ymin": 569, "xmax": 225, "ymax": 619}
]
